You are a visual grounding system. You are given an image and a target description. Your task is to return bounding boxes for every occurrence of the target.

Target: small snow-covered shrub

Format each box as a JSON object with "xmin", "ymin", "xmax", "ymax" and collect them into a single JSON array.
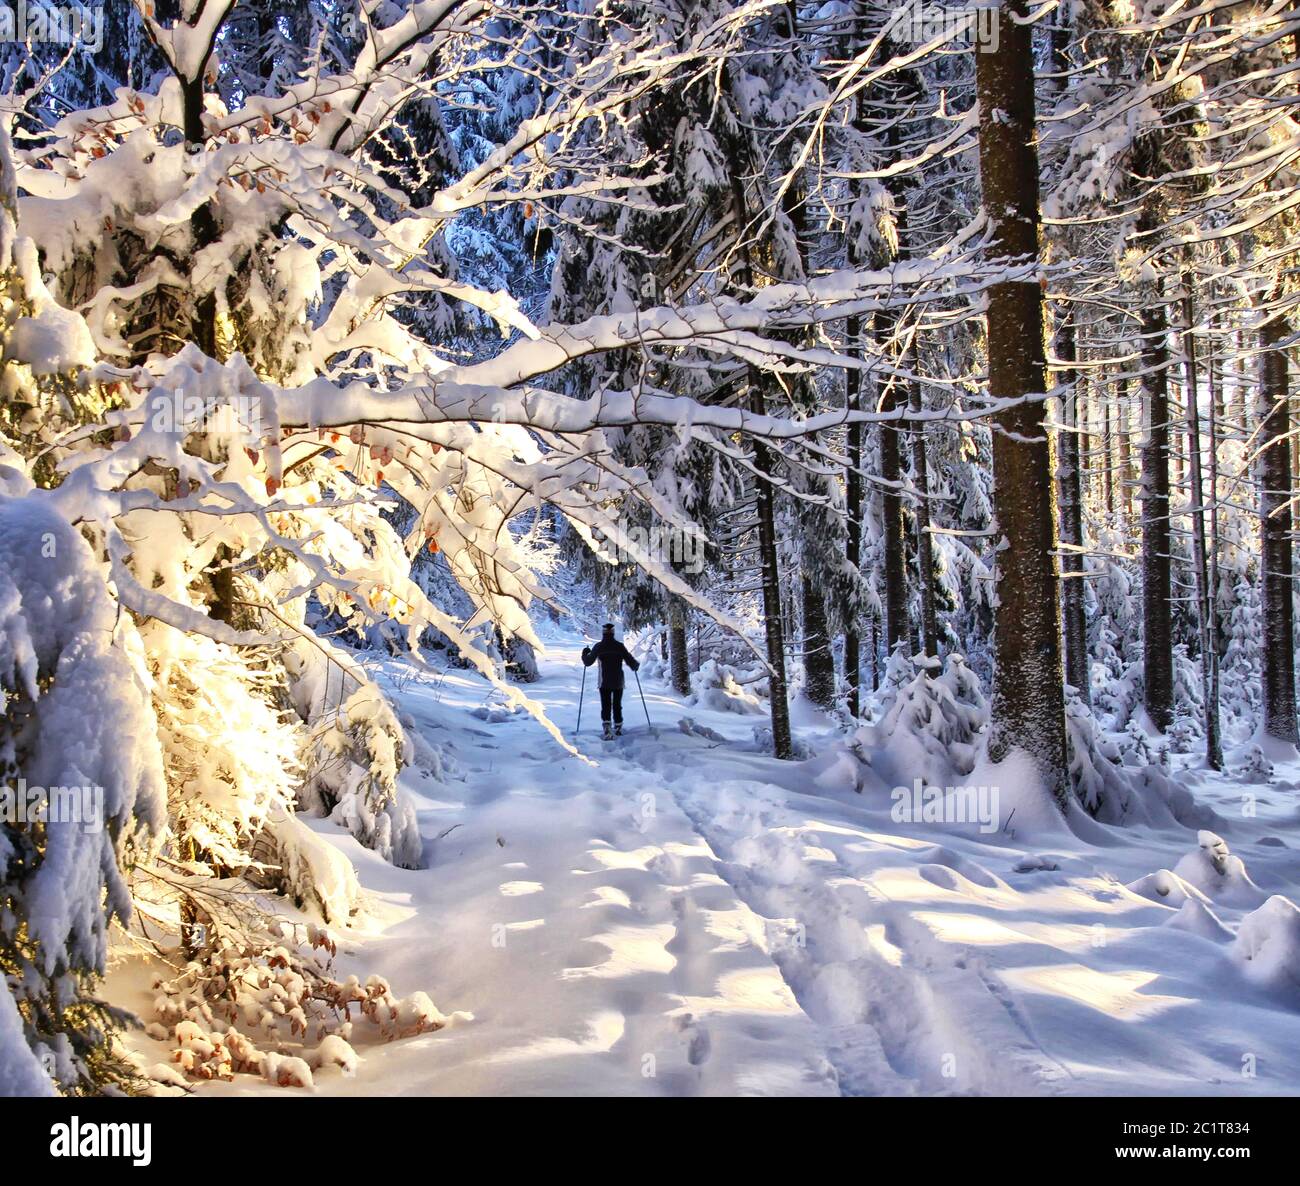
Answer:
[
  {"xmin": 1066, "ymin": 693, "xmax": 1128, "ymax": 816},
  {"xmin": 638, "ymin": 652, "xmax": 668, "ymax": 683},
  {"xmin": 1065, "ymin": 694, "xmax": 1212, "ymax": 828},
  {"xmin": 1094, "ymin": 661, "xmax": 1142, "ymax": 732},
  {"xmin": 690, "ymin": 658, "xmax": 767, "ymax": 715},
  {"xmin": 299, "ymin": 684, "xmax": 422, "ymax": 870},
  {"xmin": 149, "ymin": 625, "xmax": 302, "ymax": 874},
  {"xmin": 751, "ymin": 722, "xmax": 811, "ymax": 759},
  {"xmin": 1170, "ymin": 645, "xmax": 1205, "ymax": 746},
  {"xmin": 1233, "ymin": 743, "xmax": 1273, "ymax": 784},
  {"xmin": 1164, "ymin": 898, "xmax": 1233, "ymax": 942},
  {"xmin": 1221, "ymin": 579, "xmax": 1262, "ymax": 742},
  {"xmin": 259, "ymin": 813, "xmax": 361, "ymax": 926},
  {"xmin": 288, "ymin": 640, "xmax": 421, "ymax": 870},
  {"xmin": 859, "ymin": 652, "xmax": 988, "ymax": 788},
  {"xmin": 149, "ymin": 925, "xmax": 470, "ymax": 1090}
]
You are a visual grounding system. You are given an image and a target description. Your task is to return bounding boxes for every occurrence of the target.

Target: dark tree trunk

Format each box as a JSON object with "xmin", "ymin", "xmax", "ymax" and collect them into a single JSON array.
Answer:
[
  {"xmin": 877, "ymin": 316, "xmax": 909, "ymax": 653},
  {"xmin": 750, "ymin": 408, "xmax": 793, "ymax": 758},
  {"xmin": 668, "ymin": 600, "xmax": 691, "ymax": 696},
  {"xmin": 874, "ymin": 44, "xmax": 920, "ymax": 657},
  {"xmin": 845, "ymin": 315, "xmax": 863, "ymax": 717},
  {"xmin": 1206, "ymin": 318, "xmax": 1224, "ymax": 699},
  {"xmin": 801, "ymin": 572, "xmax": 836, "ymax": 710},
  {"xmin": 1102, "ymin": 398, "xmax": 1114, "ymax": 515},
  {"xmin": 977, "ymin": 0, "xmax": 1068, "ymax": 805},
  {"xmin": 911, "ymin": 378, "xmax": 939, "ymax": 656},
  {"xmin": 870, "ymin": 616, "xmax": 879, "ymax": 692},
  {"xmin": 1138, "ymin": 283, "xmax": 1174, "ymax": 733},
  {"xmin": 1258, "ymin": 310, "xmax": 1298, "ymax": 744},
  {"xmin": 1117, "ymin": 375, "xmax": 1135, "ymax": 523},
  {"xmin": 1179, "ymin": 284, "xmax": 1223, "ymax": 768},
  {"xmin": 1056, "ymin": 319, "xmax": 1090, "ymax": 706}
]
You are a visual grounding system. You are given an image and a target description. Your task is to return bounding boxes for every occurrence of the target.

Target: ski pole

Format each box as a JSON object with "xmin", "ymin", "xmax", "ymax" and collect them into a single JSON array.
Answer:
[
  {"xmin": 576, "ymin": 662, "xmax": 587, "ymax": 736},
  {"xmin": 634, "ymin": 668, "xmax": 653, "ymax": 734}
]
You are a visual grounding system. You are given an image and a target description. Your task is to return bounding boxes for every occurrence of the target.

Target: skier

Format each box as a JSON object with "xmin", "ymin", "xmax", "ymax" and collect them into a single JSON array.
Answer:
[{"xmin": 581, "ymin": 624, "xmax": 640, "ymax": 739}]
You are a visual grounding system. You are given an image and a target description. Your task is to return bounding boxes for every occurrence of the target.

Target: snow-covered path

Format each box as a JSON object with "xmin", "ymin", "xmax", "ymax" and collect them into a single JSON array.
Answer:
[{"xmin": 154, "ymin": 634, "xmax": 1300, "ymax": 1097}]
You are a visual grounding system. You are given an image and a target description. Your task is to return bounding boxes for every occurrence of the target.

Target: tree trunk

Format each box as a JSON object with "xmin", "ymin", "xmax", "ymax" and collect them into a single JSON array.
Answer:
[
  {"xmin": 876, "ymin": 318, "xmax": 909, "ymax": 653},
  {"xmin": 1179, "ymin": 284, "xmax": 1223, "ymax": 768},
  {"xmin": 911, "ymin": 377, "xmax": 939, "ymax": 655},
  {"xmin": 181, "ymin": 64, "xmax": 245, "ymax": 630},
  {"xmin": 668, "ymin": 599, "xmax": 691, "ymax": 696},
  {"xmin": 722, "ymin": 144, "xmax": 793, "ymax": 758},
  {"xmin": 1102, "ymin": 397, "xmax": 1114, "ymax": 515},
  {"xmin": 845, "ymin": 314, "xmax": 863, "ymax": 717},
  {"xmin": 1139, "ymin": 284, "xmax": 1174, "ymax": 733},
  {"xmin": 1056, "ymin": 318, "xmax": 1090, "ymax": 706},
  {"xmin": 750, "ymin": 413, "xmax": 794, "ymax": 758},
  {"xmin": 1206, "ymin": 315, "xmax": 1223, "ymax": 696},
  {"xmin": 870, "ymin": 616, "xmax": 879, "ymax": 692},
  {"xmin": 1258, "ymin": 309, "xmax": 1298, "ymax": 744},
  {"xmin": 802, "ymin": 571, "xmax": 836, "ymax": 710},
  {"xmin": 1117, "ymin": 375, "xmax": 1135, "ymax": 523},
  {"xmin": 977, "ymin": 0, "xmax": 1069, "ymax": 805}
]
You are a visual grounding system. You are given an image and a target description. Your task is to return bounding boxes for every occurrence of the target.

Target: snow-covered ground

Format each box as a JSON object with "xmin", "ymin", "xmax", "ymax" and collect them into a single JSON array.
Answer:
[{"xmin": 117, "ymin": 631, "xmax": 1300, "ymax": 1096}]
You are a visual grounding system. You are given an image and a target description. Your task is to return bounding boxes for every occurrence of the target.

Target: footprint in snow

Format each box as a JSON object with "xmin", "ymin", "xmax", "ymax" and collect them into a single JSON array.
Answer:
[{"xmin": 676, "ymin": 1013, "xmax": 712, "ymax": 1067}]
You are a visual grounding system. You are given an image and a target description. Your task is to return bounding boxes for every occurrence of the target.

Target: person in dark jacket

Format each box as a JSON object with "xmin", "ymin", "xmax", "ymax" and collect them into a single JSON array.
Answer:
[{"xmin": 582, "ymin": 624, "xmax": 640, "ymax": 738}]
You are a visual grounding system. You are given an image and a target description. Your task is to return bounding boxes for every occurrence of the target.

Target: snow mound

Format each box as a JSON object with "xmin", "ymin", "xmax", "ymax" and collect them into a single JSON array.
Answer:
[
  {"xmin": 1232, "ymin": 896, "xmax": 1300, "ymax": 997},
  {"xmin": 261, "ymin": 1052, "xmax": 314, "ymax": 1090},
  {"xmin": 975, "ymin": 750, "xmax": 1071, "ymax": 841},
  {"xmin": 1012, "ymin": 854, "xmax": 1060, "ymax": 873},
  {"xmin": 471, "ymin": 704, "xmax": 517, "ymax": 724},
  {"xmin": 1172, "ymin": 831, "xmax": 1266, "ymax": 908},
  {"xmin": 1164, "ymin": 898, "xmax": 1233, "ymax": 942},
  {"xmin": 1126, "ymin": 869, "xmax": 1209, "ymax": 909},
  {"xmin": 308, "ymin": 1035, "xmax": 359, "ymax": 1075},
  {"xmin": 678, "ymin": 716, "xmax": 725, "ymax": 743}
]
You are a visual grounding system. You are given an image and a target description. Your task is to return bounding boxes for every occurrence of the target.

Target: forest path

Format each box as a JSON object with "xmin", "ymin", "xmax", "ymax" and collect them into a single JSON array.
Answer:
[
  {"xmin": 334, "ymin": 636, "xmax": 1067, "ymax": 1095},
  {"xmin": 183, "ymin": 631, "xmax": 1300, "ymax": 1096}
]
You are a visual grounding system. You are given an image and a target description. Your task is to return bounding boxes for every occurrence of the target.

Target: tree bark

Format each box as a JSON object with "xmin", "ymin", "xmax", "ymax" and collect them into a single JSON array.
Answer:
[
  {"xmin": 845, "ymin": 314, "xmax": 863, "ymax": 717},
  {"xmin": 668, "ymin": 599, "xmax": 691, "ymax": 696},
  {"xmin": 1258, "ymin": 309, "xmax": 1298, "ymax": 744},
  {"xmin": 877, "ymin": 312, "xmax": 909, "ymax": 653},
  {"xmin": 1139, "ymin": 282, "xmax": 1174, "ymax": 733},
  {"xmin": 1056, "ymin": 318, "xmax": 1090, "ymax": 706},
  {"xmin": 977, "ymin": 0, "xmax": 1069, "ymax": 805},
  {"xmin": 802, "ymin": 571, "xmax": 836, "ymax": 709},
  {"xmin": 911, "ymin": 377, "xmax": 939, "ymax": 656},
  {"xmin": 1117, "ymin": 375, "xmax": 1135, "ymax": 523},
  {"xmin": 1179, "ymin": 284, "xmax": 1223, "ymax": 768},
  {"xmin": 750, "ymin": 404, "xmax": 793, "ymax": 758}
]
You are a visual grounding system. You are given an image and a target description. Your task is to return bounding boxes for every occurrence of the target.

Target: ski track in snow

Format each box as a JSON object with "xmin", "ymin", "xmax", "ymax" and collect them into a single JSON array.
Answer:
[{"xmin": 158, "ymin": 632, "xmax": 1300, "ymax": 1097}]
